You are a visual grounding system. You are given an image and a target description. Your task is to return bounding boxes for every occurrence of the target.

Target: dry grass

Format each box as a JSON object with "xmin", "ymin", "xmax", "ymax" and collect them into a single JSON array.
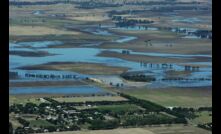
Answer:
[
  {"xmin": 68, "ymin": 15, "xmax": 109, "ymax": 22},
  {"xmin": 53, "ymin": 96, "xmax": 127, "ymax": 103},
  {"xmin": 19, "ymin": 62, "xmax": 129, "ymax": 75},
  {"xmin": 97, "ymin": 51, "xmax": 209, "ymax": 63},
  {"xmin": 9, "ymin": 95, "xmax": 48, "ymax": 105},
  {"xmin": 9, "ymin": 26, "xmax": 81, "ymax": 36}
]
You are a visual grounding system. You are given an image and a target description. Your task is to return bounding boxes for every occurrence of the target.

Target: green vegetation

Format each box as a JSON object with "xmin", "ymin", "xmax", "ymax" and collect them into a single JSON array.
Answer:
[
  {"xmin": 191, "ymin": 111, "xmax": 212, "ymax": 125},
  {"xmin": 89, "ymin": 119, "xmax": 120, "ymax": 130},
  {"xmin": 9, "ymin": 0, "xmax": 212, "ymax": 134},
  {"xmin": 95, "ymin": 104, "xmax": 141, "ymax": 113},
  {"xmin": 121, "ymin": 88, "xmax": 212, "ymax": 108},
  {"xmin": 29, "ymin": 119, "xmax": 55, "ymax": 128},
  {"xmin": 9, "ymin": 92, "xmax": 212, "ymax": 133}
]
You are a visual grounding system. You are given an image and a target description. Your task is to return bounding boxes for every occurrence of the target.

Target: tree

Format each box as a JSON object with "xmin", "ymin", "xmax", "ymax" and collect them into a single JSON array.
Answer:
[
  {"xmin": 9, "ymin": 122, "xmax": 13, "ymax": 134},
  {"xmin": 15, "ymin": 127, "xmax": 26, "ymax": 134}
]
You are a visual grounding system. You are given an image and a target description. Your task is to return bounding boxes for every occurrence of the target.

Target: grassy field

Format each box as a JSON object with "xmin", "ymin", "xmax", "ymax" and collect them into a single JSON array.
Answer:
[
  {"xmin": 39, "ymin": 124, "xmax": 211, "ymax": 134},
  {"xmin": 121, "ymin": 87, "xmax": 212, "ymax": 108},
  {"xmin": 53, "ymin": 96, "xmax": 127, "ymax": 103},
  {"xmin": 29, "ymin": 119, "xmax": 55, "ymax": 128},
  {"xmin": 190, "ymin": 111, "xmax": 212, "ymax": 125},
  {"xmin": 9, "ymin": 95, "xmax": 50, "ymax": 105},
  {"xmin": 145, "ymin": 124, "xmax": 211, "ymax": 134}
]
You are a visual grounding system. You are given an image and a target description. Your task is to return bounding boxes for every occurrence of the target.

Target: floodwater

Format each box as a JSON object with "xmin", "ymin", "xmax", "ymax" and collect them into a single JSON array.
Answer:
[
  {"xmin": 172, "ymin": 17, "xmax": 202, "ymax": 23},
  {"xmin": 10, "ymin": 85, "xmax": 106, "ymax": 94},
  {"xmin": 112, "ymin": 26, "xmax": 159, "ymax": 31},
  {"xmin": 10, "ymin": 41, "xmax": 63, "ymax": 48},
  {"xmin": 9, "ymin": 26, "xmax": 212, "ymax": 90}
]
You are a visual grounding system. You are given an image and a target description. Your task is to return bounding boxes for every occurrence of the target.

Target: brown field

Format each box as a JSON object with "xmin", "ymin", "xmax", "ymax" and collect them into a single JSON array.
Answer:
[
  {"xmin": 18, "ymin": 62, "xmax": 129, "ymax": 75},
  {"xmin": 99, "ymin": 33, "xmax": 211, "ymax": 55},
  {"xmin": 53, "ymin": 96, "xmax": 127, "ymax": 103},
  {"xmin": 97, "ymin": 51, "xmax": 210, "ymax": 63},
  {"xmin": 9, "ymin": 26, "xmax": 81, "ymax": 36}
]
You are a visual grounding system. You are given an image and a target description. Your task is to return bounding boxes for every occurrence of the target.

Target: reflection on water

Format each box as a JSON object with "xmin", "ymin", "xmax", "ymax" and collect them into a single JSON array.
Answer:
[
  {"xmin": 10, "ymin": 41, "xmax": 63, "ymax": 48},
  {"xmin": 10, "ymin": 85, "xmax": 106, "ymax": 94},
  {"xmin": 112, "ymin": 26, "xmax": 159, "ymax": 31}
]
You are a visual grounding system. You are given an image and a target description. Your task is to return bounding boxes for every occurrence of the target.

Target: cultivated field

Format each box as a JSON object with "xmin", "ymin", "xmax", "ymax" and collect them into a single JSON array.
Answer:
[
  {"xmin": 121, "ymin": 87, "xmax": 212, "ymax": 108},
  {"xmin": 9, "ymin": 0, "xmax": 212, "ymax": 133}
]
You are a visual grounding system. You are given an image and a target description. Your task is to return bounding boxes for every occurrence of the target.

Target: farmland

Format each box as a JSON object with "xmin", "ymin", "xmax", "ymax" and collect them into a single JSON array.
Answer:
[
  {"xmin": 121, "ymin": 87, "xmax": 212, "ymax": 108},
  {"xmin": 9, "ymin": 0, "xmax": 212, "ymax": 133}
]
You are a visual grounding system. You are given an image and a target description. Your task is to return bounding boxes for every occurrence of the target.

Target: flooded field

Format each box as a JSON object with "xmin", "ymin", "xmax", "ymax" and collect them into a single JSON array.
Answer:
[
  {"xmin": 9, "ymin": 36, "xmax": 212, "ymax": 88},
  {"xmin": 9, "ymin": 1, "xmax": 212, "ymax": 133},
  {"xmin": 9, "ymin": 0, "xmax": 212, "ymax": 93},
  {"xmin": 10, "ymin": 85, "xmax": 106, "ymax": 94}
]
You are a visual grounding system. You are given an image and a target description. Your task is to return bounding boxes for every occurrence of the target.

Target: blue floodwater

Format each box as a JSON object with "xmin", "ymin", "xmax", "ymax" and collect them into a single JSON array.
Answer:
[
  {"xmin": 112, "ymin": 26, "xmax": 159, "ymax": 31},
  {"xmin": 10, "ymin": 86, "xmax": 105, "ymax": 94},
  {"xmin": 9, "ymin": 25, "xmax": 212, "ymax": 88},
  {"xmin": 172, "ymin": 17, "xmax": 202, "ymax": 23},
  {"xmin": 10, "ymin": 41, "xmax": 63, "ymax": 48}
]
